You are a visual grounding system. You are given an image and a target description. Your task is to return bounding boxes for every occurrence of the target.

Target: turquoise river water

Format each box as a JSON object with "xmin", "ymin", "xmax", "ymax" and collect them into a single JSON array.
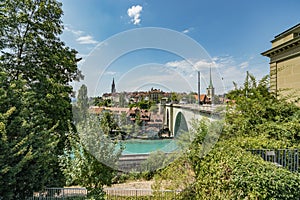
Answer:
[{"xmin": 119, "ymin": 139, "xmax": 178, "ymax": 155}]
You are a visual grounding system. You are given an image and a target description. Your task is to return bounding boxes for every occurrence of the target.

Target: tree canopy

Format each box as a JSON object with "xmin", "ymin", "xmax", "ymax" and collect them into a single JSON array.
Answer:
[
  {"xmin": 225, "ymin": 72, "xmax": 300, "ymax": 145},
  {"xmin": 0, "ymin": 0, "xmax": 82, "ymax": 198}
]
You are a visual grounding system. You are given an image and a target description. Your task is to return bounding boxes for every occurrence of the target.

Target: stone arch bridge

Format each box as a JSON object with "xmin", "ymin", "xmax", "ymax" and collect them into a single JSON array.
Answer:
[{"xmin": 163, "ymin": 104, "xmax": 221, "ymax": 137}]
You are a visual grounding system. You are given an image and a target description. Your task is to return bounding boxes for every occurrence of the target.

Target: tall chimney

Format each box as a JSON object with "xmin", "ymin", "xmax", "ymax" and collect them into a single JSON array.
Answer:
[{"xmin": 198, "ymin": 71, "xmax": 200, "ymax": 105}]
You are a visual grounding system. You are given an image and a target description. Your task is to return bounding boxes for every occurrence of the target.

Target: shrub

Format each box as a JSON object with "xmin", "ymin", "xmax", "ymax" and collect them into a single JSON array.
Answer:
[{"xmin": 191, "ymin": 141, "xmax": 300, "ymax": 199}]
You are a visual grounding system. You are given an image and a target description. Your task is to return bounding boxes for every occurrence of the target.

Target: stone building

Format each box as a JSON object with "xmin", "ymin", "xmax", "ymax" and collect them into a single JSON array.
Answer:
[
  {"xmin": 262, "ymin": 23, "xmax": 300, "ymax": 100},
  {"xmin": 149, "ymin": 88, "xmax": 163, "ymax": 103}
]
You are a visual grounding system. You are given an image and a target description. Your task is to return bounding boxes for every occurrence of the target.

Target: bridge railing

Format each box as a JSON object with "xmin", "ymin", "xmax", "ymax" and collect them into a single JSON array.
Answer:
[{"xmin": 167, "ymin": 103, "xmax": 221, "ymax": 112}]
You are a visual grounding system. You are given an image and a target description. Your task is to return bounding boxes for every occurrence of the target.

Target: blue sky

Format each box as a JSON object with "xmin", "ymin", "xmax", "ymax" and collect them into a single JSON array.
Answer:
[{"xmin": 60, "ymin": 0, "xmax": 300, "ymax": 97}]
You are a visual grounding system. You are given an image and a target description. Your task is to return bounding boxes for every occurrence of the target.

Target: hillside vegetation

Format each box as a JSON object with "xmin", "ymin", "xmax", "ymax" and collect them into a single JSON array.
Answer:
[{"xmin": 154, "ymin": 73, "xmax": 300, "ymax": 199}]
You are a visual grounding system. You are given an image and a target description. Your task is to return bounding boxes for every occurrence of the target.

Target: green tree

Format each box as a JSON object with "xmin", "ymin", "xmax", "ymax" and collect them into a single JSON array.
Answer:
[
  {"xmin": 0, "ymin": 107, "xmax": 38, "ymax": 200},
  {"xmin": 138, "ymin": 100, "xmax": 152, "ymax": 110},
  {"xmin": 73, "ymin": 84, "xmax": 89, "ymax": 124},
  {"xmin": 141, "ymin": 151, "xmax": 170, "ymax": 172},
  {"xmin": 119, "ymin": 111, "xmax": 128, "ymax": 127},
  {"xmin": 61, "ymin": 115, "xmax": 122, "ymax": 199},
  {"xmin": 118, "ymin": 111, "xmax": 133, "ymax": 136},
  {"xmin": 225, "ymin": 73, "xmax": 300, "ymax": 144},
  {"xmin": 129, "ymin": 100, "xmax": 152, "ymax": 110},
  {"xmin": 97, "ymin": 99, "xmax": 112, "ymax": 107},
  {"xmin": 119, "ymin": 92, "xmax": 127, "ymax": 107},
  {"xmin": 176, "ymin": 118, "xmax": 209, "ymax": 152},
  {"xmin": 93, "ymin": 96, "xmax": 102, "ymax": 106},
  {"xmin": 187, "ymin": 92, "xmax": 197, "ymax": 104},
  {"xmin": 0, "ymin": 72, "xmax": 60, "ymax": 199},
  {"xmin": 0, "ymin": 0, "xmax": 82, "ymax": 198},
  {"xmin": 100, "ymin": 111, "xmax": 119, "ymax": 136},
  {"xmin": 77, "ymin": 84, "xmax": 89, "ymax": 116},
  {"xmin": 171, "ymin": 92, "xmax": 181, "ymax": 103}
]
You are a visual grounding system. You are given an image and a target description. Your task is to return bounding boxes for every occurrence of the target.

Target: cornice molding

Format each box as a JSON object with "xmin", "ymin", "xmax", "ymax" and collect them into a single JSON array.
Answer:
[{"xmin": 261, "ymin": 37, "xmax": 300, "ymax": 63}]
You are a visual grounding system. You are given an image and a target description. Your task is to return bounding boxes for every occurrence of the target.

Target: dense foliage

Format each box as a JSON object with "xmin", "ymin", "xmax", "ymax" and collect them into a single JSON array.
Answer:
[
  {"xmin": 154, "ymin": 72, "xmax": 300, "ymax": 199},
  {"xmin": 0, "ymin": 0, "xmax": 81, "ymax": 199},
  {"xmin": 61, "ymin": 87, "xmax": 122, "ymax": 199},
  {"xmin": 225, "ymin": 72, "xmax": 300, "ymax": 145},
  {"xmin": 129, "ymin": 99, "xmax": 153, "ymax": 110},
  {"xmin": 181, "ymin": 141, "xmax": 300, "ymax": 200}
]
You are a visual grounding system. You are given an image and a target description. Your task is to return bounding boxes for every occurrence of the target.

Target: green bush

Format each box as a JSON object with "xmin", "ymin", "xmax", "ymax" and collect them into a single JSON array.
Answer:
[
  {"xmin": 180, "ymin": 74, "xmax": 300, "ymax": 199},
  {"xmin": 152, "ymin": 156, "xmax": 195, "ymax": 191},
  {"xmin": 87, "ymin": 187, "xmax": 105, "ymax": 200},
  {"xmin": 112, "ymin": 171, "xmax": 154, "ymax": 184},
  {"xmin": 190, "ymin": 141, "xmax": 300, "ymax": 199}
]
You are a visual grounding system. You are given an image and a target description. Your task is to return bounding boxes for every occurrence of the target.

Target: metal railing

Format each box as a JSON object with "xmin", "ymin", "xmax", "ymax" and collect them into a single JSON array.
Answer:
[
  {"xmin": 29, "ymin": 188, "xmax": 181, "ymax": 200},
  {"xmin": 29, "ymin": 187, "xmax": 87, "ymax": 199},
  {"xmin": 249, "ymin": 149, "xmax": 299, "ymax": 172},
  {"xmin": 104, "ymin": 188, "xmax": 181, "ymax": 200}
]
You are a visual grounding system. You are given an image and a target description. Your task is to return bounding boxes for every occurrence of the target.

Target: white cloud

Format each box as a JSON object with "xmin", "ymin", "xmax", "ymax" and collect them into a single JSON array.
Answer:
[
  {"xmin": 104, "ymin": 71, "xmax": 117, "ymax": 76},
  {"xmin": 240, "ymin": 61, "xmax": 249, "ymax": 69},
  {"xmin": 212, "ymin": 56, "xmax": 234, "ymax": 65},
  {"xmin": 76, "ymin": 35, "xmax": 98, "ymax": 44},
  {"xmin": 163, "ymin": 56, "xmax": 261, "ymax": 94},
  {"xmin": 182, "ymin": 27, "xmax": 194, "ymax": 34},
  {"xmin": 117, "ymin": 65, "xmax": 193, "ymax": 92},
  {"xmin": 194, "ymin": 60, "xmax": 213, "ymax": 69},
  {"xmin": 64, "ymin": 25, "xmax": 98, "ymax": 45},
  {"xmin": 127, "ymin": 5, "xmax": 143, "ymax": 25},
  {"xmin": 165, "ymin": 59, "xmax": 213, "ymax": 72},
  {"xmin": 64, "ymin": 25, "xmax": 83, "ymax": 36}
]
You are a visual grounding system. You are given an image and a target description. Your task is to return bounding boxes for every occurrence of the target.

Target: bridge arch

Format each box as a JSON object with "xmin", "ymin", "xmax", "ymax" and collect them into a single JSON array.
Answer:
[
  {"xmin": 173, "ymin": 112, "xmax": 189, "ymax": 137},
  {"xmin": 163, "ymin": 104, "xmax": 219, "ymax": 137}
]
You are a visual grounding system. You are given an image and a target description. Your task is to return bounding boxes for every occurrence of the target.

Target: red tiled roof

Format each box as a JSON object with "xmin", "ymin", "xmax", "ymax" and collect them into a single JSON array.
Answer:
[
  {"xmin": 194, "ymin": 94, "xmax": 207, "ymax": 101},
  {"xmin": 89, "ymin": 106, "xmax": 104, "ymax": 114}
]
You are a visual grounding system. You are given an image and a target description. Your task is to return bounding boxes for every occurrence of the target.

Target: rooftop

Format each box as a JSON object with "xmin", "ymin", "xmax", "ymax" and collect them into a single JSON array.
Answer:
[{"xmin": 273, "ymin": 23, "xmax": 300, "ymax": 40}]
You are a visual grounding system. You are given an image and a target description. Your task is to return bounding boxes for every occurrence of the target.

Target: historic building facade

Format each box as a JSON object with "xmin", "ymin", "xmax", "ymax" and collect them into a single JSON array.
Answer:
[{"xmin": 262, "ymin": 23, "xmax": 300, "ymax": 99}]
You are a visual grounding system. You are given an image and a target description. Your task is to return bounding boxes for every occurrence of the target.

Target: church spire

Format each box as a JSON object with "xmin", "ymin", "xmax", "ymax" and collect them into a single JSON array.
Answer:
[
  {"xmin": 111, "ymin": 78, "xmax": 116, "ymax": 94},
  {"xmin": 206, "ymin": 66, "xmax": 215, "ymax": 104},
  {"xmin": 209, "ymin": 65, "xmax": 213, "ymax": 88}
]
